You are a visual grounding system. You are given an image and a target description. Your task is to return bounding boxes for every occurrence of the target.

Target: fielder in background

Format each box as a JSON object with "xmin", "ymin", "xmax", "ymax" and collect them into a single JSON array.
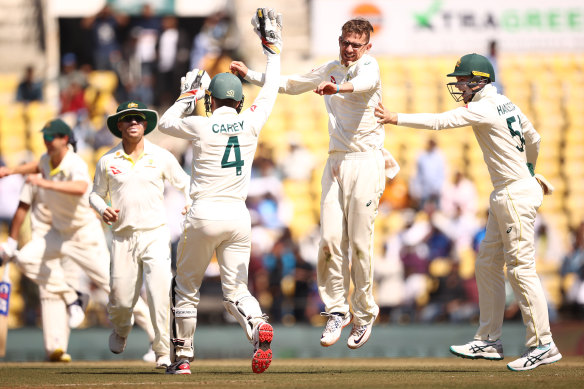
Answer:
[
  {"xmin": 158, "ymin": 8, "xmax": 282, "ymax": 375},
  {"xmin": 0, "ymin": 180, "xmax": 83, "ymax": 362},
  {"xmin": 375, "ymin": 53, "xmax": 561, "ymax": 372},
  {"xmin": 90, "ymin": 101, "xmax": 191, "ymax": 369},
  {"xmin": 231, "ymin": 18, "xmax": 399, "ymax": 349},
  {"xmin": 0, "ymin": 119, "xmax": 156, "ymax": 361}
]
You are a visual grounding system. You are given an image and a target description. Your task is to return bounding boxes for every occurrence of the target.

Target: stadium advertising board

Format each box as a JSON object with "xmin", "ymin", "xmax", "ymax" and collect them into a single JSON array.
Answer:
[{"xmin": 311, "ymin": 0, "xmax": 584, "ymax": 55}]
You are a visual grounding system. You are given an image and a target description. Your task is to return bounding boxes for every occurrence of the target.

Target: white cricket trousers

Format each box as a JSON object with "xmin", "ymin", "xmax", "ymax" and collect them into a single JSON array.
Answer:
[
  {"xmin": 474, "ymin": 177, "xmax": 552, "ymax": 347},
  {"xmin": 16, "ymin": 218, "xmax": 154, "ymax": 341},
  {"xmin": 317, "ymin": 150, "xmax": 385, "ymax": 325},
  {"xmin": 172, "ymin": 214, "xmax": 260, "ymax": 359},
  {"xmin": 108, "ymin": 225, "xmax": 172, "ymax": 357},
  {"xmin": 39, "ymin": 257, "xmax": 80, "ymax": 358}
]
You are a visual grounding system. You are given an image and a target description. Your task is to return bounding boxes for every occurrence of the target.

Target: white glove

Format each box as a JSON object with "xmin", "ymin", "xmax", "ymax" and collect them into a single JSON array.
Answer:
[
  {"xmin": 0, "ymin": 237, "xmax": 18, "ymax": 263},
  {"xmin": 534, "ymin": 173, "xmax": 554, "ymax": 195},
  {"xmin": 177, "ymin": 69, "xmax": 211, "ymax": 115},
  {"xmin": 251, "ymin": 8, "xmax": 283, "ymax": 55}
]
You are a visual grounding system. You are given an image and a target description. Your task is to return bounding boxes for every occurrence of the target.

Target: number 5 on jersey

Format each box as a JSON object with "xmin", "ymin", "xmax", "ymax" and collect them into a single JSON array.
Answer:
[{"xmin": 222, "ymin": 136, "xmax": 244, "ymax": 176}]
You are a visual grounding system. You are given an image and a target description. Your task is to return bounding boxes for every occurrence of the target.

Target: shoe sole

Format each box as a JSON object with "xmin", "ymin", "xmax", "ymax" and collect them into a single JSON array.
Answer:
[
  {"xmin": 165, "ymin": 369, "xmax": 191, "ymax": 375},
  {"xmin": 252, "ymin": 323, "xmax": 273, "ymax": 374},
  {"xmin": 449, "ymin": 346, "xmax": 504, "ymax": 361},
  {"xmin": 320, "ymin": 315, "xmax": 352, "ymax": 347},
  {"xmin": 507, "ymin": 353, "xmax": 562, "ymax": 372}
]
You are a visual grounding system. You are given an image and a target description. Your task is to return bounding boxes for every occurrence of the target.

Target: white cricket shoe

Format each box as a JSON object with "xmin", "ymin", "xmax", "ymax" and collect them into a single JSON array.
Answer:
[
  {"xmin": 347, "ymin": 322, "xmax": 373, "ymax": 349},
  {"xmin": 450, "ymin": 339, "xmax": 504, "ymax": 360},
  {"xmin": 320, "ymin": 312, "xmax": 352, "ymax": 347},
  {"xmin": 142, "ymin": 344, "xmax": 156, "ymax": 363},
  {"xmin": 108, "ymin": 330, "xmax": 127, "ymax": 354},
  {"xmin": 507, "ymin": 341, "xmax": 562, "ymax": 371},
  {"xmin": 67, "ymin": 303, "xmax": 85, "ymax": 328},
  {"xmin": 156, "ymin": 355, "xmax": 172, "ymax": 369}
]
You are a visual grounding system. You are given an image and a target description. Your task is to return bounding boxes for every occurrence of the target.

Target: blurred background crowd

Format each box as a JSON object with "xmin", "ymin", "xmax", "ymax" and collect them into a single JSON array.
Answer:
[{"xmin": 0, "ymin": 0, "xmax": 583, "ymax": 332}]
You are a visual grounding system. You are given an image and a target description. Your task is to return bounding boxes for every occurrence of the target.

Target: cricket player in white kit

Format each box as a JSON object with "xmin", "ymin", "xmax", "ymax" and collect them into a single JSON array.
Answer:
[
  {"xmin": 90, "ymin": 101, "xmax": 190, "ymax": 369},
  {"xmin": 0, "ymin": 180, "xmax": 81, "ymax": 362},
  {"xmin": 158, "ymin": 8, "xmax": 282, "ymax": 375},
  {"xmin": 231, "ymin": 18, "xmax": 398, "ymax": 349},
  {"xmin": 375, "ymin": 53, "xmax": 562, "ymax": 371},
  {"xmin": 0, "ymin": 119, "xmax": 156, "ymax": 354}
]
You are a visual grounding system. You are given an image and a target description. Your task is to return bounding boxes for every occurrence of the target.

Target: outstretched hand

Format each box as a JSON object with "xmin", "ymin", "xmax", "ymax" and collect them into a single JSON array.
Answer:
[
  {"xmin": 230, "ymin": 61, "xmax": 249, "ymax": 78},
  {"xmin": 375, "ymin": 102, "xmax": 398, "ymax": 125}
]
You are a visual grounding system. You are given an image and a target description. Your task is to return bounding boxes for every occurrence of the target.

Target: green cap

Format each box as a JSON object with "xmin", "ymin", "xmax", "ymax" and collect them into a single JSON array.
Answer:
[
  {"xmin": 106, "ymin": 101, "xmax": 158, "ymax": 138},
  {"xmin": 41, "ymin": 118, "xmax": 72, "ymax": 137},
  {"xmin": 208, "ymin": 73, "xmax": 243, "ymax": 101},
  {"xmin": 447, "ymin": 53, "xmax": 495, "ymax": 82}
]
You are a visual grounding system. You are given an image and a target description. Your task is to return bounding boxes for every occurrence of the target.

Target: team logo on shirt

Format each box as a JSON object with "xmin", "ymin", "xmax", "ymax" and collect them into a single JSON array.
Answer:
[{"xmin": 250, "ymin": 105, "xmax": 257, "ymax": 112}]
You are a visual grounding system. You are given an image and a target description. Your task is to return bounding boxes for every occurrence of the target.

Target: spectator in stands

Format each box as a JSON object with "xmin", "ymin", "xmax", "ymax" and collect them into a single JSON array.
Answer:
[
  {"xmin": 410, "ymin": 138, "xmax": 446, "ymax": 210},
  {"xmin": 375, "ymin": 234, "xmax": 405, "ymax": 323},
  {"xmin": 278, "ymin": 136, "xmax": 315, "ymax": 181},
  {"xmin": 190, "ymin": 11, "xmax": 240, "ymax": 76},
  {"xmin": 16, "ymin": 66, "xmax": 43, "ymax": 103},
  {"xmin": 441, "ymin": 170, "xmax": 477, "ymax": 219},
  {"xmin": 156, "ymin": 16, "xmax": 190, "ymax": 109},
  {"xmin": 82, "ymin": 4, "xmax": 128, "ymax": 71},
  {"xmin": 131, "ymin": 4, "xmax": 161, "ymax": 78},
  {"xmin": 486, "ymin": 40, "xmax": 504, "ymax": 94},
  {"xmin": 560, "ymin": 222, "xmax": 584, "ymax": 319}
]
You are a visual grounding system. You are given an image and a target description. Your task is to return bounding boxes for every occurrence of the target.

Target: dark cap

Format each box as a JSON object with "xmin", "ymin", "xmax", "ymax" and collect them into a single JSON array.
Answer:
[{"xmin": 41, "ymin": 118, "xmax": 72, "ymax": 137}]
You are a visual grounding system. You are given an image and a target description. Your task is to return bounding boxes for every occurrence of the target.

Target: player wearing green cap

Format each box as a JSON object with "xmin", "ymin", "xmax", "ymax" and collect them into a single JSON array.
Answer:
[
  {"xmin": 375, "ymin": 53, "xmax": 561, "ymax": 372},
  {"xmin": 158, "ymin": 8, "xmax": 282, "ymax": 375}
]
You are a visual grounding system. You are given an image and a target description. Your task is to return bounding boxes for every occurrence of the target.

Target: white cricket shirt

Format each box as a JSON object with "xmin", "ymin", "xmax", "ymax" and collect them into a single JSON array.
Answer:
[
  {"xmin": 158, "ymin": 55, "xmax": 281, "ymax": 220},
  {"xmin": 38, "ymin": 146, "xmax": 97, "ymax": 233},
  {"xmin": 397, "ymin": 84, "xmax": 541, "ymax": 190},
  {"xmin": 245, "ymin": 53, "xmax": 384, "ymax": 153},
  {"xmin": 19, "ymin": 181, "xmax": 52, "ymax": 234},
  {"xmin": 90, "ymin": 139, "xmax": 190, "ymax": 233}
]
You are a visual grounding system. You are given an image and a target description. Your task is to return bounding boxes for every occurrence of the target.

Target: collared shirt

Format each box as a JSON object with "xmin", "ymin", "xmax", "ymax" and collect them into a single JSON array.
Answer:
[
  {"xmin": 245, "ymin": 53, "xmax": 384, "ymax": 153},
  {"xmin": 90, "ymin": 139, "xmax": 190, "ymax": 233},
  {"xmin": 158, "ymin": 55, "xmax": 280, "ymax": 220},
  {"xmin": 397, "ymin": 84, "xmax": 541, "ymax": 190},
  {"xmin": 38, "ymin": 145, "xmax": 96, "ymax": 233}
]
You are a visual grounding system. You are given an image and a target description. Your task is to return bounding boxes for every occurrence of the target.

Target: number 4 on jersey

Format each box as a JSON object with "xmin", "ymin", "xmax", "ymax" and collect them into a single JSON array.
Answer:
[{"xmin": 221, "ymin": 136, "xmax": 244, "ymax": 176}]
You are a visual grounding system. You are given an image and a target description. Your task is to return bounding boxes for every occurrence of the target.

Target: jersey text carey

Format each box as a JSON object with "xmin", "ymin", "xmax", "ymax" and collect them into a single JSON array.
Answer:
[{"xmin": 212, "ymin": 121, "xmax": 245, "ymax": 134}]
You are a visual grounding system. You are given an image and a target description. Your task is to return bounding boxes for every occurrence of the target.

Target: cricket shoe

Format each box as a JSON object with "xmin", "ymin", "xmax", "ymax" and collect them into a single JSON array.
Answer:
[
  {"xmin": 142, "ymin": 344, "xmax": 156, "ymax": 363},
  {"xmin": 507, "ymin": 341, "xmax": 562, "ymax": 371},
  {"xmin": 450, "ymin": 339, "xmax": 504, "ymax": 360},
  {"xmin": 347, "ymin": 322, "xmax": 373, "ymax": 349},
  {"xmin": 66, "ymin": 291, "xmax": 89, "ymax": 328},
  {"xmin": 320, "ymin": 312, "xmax": 352, "ymax": 347},
  {"xmin": 156, "ymin": 355, "xmax": 172, "ymax": 369},
  {"xmin": 252, "ymin": 321, "xmax": 273, "ymax": 374},
  {"xmin": 165, "ymin": 359, "xmax": 191, "ymax": 375},
  {"xmin": 48, "ymin": 348, "xmax": 71, "ymax": 363},
  {"xmin": 108, "ymin": 330, "xmax": 127, "ymax": 354}
]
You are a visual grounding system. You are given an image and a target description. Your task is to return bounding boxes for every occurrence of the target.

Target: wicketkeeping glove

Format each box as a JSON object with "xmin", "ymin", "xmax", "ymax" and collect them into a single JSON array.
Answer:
[
  {"xmin": 251, "ymin": 8, "xmax": 283, "ymax": 55},
  {"xmin": 534, "ymin": 173, "xmax": 554, "ymax": 196},
  {"xmin": 177, "ymin": 69, "xmax": 211, "ymax": 115}
]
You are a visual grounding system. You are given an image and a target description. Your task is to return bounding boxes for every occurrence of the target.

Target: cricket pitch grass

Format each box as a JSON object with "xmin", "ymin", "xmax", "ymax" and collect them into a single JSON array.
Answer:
[{"xmin": 0, "ymin": 357, "xmax": 583, "ymax": 388}]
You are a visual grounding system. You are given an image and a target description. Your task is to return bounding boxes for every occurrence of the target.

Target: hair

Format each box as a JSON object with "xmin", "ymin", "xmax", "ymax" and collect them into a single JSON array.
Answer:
[{"xmin": 341, "ymin": 18, "xmax": 374, "ymax": 42}]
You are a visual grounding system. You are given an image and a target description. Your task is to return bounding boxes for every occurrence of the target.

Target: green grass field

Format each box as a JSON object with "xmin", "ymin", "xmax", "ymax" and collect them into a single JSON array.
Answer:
[{"xmin": 1, "ymin": 357, "xmax": 582, "ymax": 388}]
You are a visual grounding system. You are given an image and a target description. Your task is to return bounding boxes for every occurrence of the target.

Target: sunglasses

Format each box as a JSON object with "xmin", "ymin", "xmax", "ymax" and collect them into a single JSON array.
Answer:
[
  {"xmin": 339, "ymin": 38, "xmax": 368, "ymax": 49},
  {"xmin": 119, "ymin": 114, "xmax": 146, "ymax": 123},
  {"xmin": 43, "ymin": 133, "xmax": 66, "ymax": 142}
]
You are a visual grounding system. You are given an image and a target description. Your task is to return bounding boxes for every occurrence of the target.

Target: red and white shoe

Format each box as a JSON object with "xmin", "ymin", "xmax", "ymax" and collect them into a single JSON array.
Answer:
[
  {"xmin": 165, "ymin": 359, "xmax": 191, "ymax": 375},
  {"xmin": 251, "ymin": 321, "xmax": 273, "ymax": 374}
]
